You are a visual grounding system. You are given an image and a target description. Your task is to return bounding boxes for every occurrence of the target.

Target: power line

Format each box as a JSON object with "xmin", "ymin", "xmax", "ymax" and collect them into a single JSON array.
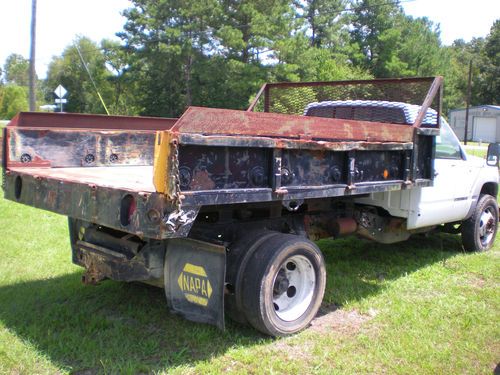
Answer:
[{"xmin": 75, "ymin": 43, "xmax": 110, "ymax": 115}]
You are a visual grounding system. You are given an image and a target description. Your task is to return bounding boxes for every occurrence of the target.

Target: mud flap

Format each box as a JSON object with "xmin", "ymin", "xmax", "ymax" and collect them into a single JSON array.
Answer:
[{"xmin": 164, "ymin": 238, "xmax": 226, "ymax": 330}]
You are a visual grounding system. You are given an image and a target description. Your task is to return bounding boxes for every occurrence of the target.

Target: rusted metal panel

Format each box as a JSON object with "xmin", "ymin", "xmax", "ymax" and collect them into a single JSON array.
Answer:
[
  {"xmin": 8, "ymin": 166, "xmax": 156, "ymax": 191},
  {"xmin": 75, "ymin": 239, "xmax": 165, "ymax": 284},
  {"xmin": 281, "ymin": 149, "xmax": 346, "ymax": 186},
  {"xmin": 176, "ymin": 144, "xmax": 409, "ymax": 194},
  {"xmin": 8, "ymin": 111, "xmax": 177, "ymax": 130},
  {"xmin": 3, "ymin": 170, "xmax": 198, "ymax": 239},
  {"xmin": 171, "ymin": 107, "xmax": 415, "ymax": 143},
  {"xmin": 178, "ymin": 145, "xmax": 271, "ymax": 191},
  {"xmin": 353, "ymin": 151, "xmax": 405, "ymax": 182},
  {"xmin": 177, "ymin": 179, "xmax": 433, "ymax": 208},
  {"xmin": 177, "ymin": 133, "xmax": 413, "ymax": 152},
  {"xmin": 7, "ymin": 127, "xmax": 155, "ymax": 168}
]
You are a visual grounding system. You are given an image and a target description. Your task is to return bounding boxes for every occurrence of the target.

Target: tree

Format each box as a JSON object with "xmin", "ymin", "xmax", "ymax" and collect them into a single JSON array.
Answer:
[
  {"xmin": 119, "ymin": 0, "xmax": 222, "ymax": 116},
  {"xmin": 2, "ymin": 54, "xmax": 30, "ymax": 86},
  {"xmin": 293, "ymin": 0, "xmax": 348, "ymax": 50},
  {"xmin": 101, "ymin": 39, "xmax": 142, "ymax": 115},
  {"xmin": 45, "ymin": 37, "xmax": 114, "ymax": 114},
  {"xmin": 478, "ymin": 20, "xmax": 499, "ymax": 104},
  {"xmin": 349, "ymin": 0, "xmax": 405, "ymax": 77},
  {"xmin": 0, "ymin": 85, "xmax": 29, "ymax": 119},
  {"xmin": 34, "ymin": 1, "xmax": 492, "ymax": 118},
  {"xmin": 215, "ymin": 0, "xmax": 294, "ymax": 63},
  {"xmin": 119, "ymin": 0, "xmax": 295, "ymax": 116},
  {"xmin": 398, "ymin": 16, "xmax": 445, "ymax": 76}
]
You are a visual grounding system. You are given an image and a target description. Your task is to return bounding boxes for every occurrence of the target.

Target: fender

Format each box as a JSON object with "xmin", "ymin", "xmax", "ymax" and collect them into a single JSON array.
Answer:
[{"xmin": 463, "ymin": 156, "xmax": 498, "ymax": 221}]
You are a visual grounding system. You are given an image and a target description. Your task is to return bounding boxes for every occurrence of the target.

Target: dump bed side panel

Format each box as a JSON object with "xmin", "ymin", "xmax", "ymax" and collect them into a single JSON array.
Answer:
[
  {"xmin": 153, "ymin": 106, "xmax": 434, "ymax": 207},
  {"xmin": 7, "ymin": 128, "xmax": 155, "ymax": 168},
  {"xmin": 171, "ymin": 106, "xmax": 415, "ymax": 143}
]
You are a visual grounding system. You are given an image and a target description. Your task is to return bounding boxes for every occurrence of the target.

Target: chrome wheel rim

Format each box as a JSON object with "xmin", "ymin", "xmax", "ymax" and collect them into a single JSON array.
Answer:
[
  {"xmin": 272, "ymin": 255, "xmax": 315, "ymax": 322},
  {"xmin": 479, "ymin": 207, "xmax": 496, "ymax": 246}
]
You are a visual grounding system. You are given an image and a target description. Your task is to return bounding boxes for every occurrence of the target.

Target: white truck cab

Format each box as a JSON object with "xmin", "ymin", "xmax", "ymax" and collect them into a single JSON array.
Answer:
[
  {"xmin": 305, "ymin": 100, "xmax": 499, "ymax": 251},
  {"xmin": 408, "ymin": 118, "xmax": 498, "ymax": 228}
]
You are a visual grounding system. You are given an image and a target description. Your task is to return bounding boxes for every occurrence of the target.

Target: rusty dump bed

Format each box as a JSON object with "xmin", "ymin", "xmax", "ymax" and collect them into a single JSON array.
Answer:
[{"xmin": 2, "ymin": 77, "xmax": 442, "ymax": 240}]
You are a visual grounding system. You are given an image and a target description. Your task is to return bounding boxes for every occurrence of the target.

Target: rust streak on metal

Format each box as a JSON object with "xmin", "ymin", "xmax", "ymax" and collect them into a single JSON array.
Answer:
[
  {"xmin": 6, "ymin": 127, "xmax": 156, "ymax": 169},
  {"xmin": 8, "ymin": 111, "xmax": 178, "ymax": 130},
  {"xmin": 172, "ymin": 107, "xmax": 414, "ymax": 143}
]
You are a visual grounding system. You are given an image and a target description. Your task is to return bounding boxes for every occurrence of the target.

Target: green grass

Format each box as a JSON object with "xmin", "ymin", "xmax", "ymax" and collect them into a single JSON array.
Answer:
[
  {"xmin": 0, "ymin": 191, "xmax": 499, "ymax": 374},
  {"xmin": 461, "ymin": 142, "xmax": 488, "ymax": 159},
  {"xmin": 463, "ymin": 147, "xmax": 488, "ymax": 159}
]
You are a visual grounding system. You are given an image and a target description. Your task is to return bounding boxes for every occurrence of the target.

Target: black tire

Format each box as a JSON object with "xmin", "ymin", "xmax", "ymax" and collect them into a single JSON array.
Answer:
[
  {"xmin": 225, "ymin": 230, "xmax": 282, "ymax": 324},
  {"xmin": 461, "ymin": 194, "xmax": 499, "ymax": 252},
  {"xmin": 240, "ymin": 233, "xmax": 326, "ymax": 337}
]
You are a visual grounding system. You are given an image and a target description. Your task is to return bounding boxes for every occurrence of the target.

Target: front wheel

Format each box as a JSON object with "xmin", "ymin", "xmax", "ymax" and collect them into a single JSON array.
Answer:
[
  {"xmin": 241, "ymin": 233, "xmax": 326, "ymax": 336},
  {"xmin": 461, "ymin": 194, "xmax": 499, "ymax": 251}
]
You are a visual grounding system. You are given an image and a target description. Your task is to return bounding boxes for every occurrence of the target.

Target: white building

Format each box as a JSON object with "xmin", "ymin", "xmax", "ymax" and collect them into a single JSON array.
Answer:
[{"xmin": 449, "ymin": 105, "xmax": 500, "ymax": 143}]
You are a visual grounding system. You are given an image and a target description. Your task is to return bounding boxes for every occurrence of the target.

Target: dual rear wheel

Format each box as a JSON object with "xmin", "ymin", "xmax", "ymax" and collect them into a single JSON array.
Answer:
[{"xmin": 227, "ymin": 232, "xmax": 326, "ymax": 336}]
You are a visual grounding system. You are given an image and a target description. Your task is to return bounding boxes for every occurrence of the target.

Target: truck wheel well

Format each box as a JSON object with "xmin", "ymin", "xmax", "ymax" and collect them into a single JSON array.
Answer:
[{"xmin": 480, "ymin": 183, "xmax": 498, "ymax": 198}]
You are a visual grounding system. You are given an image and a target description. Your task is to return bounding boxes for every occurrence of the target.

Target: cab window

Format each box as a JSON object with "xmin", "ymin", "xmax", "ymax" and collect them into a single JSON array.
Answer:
[{"xmin": 435, "ymin": 119, "xmax": 463, "ymax": 159}]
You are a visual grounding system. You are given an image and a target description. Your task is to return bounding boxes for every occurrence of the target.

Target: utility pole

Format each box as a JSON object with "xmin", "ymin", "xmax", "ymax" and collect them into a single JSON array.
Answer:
[
  {"xmin": 464, "ymin": 59, "xmax": 472, "ymax": 145},
  {"xmin": 29, "ymin": 0, "xmax": 37, "ymax": 111}
]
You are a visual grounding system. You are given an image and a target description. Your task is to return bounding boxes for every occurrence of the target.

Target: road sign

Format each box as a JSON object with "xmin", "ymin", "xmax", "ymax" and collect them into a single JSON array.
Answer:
[
  {"xmin": 55, "ymin": 99, "xmax": 68, "ymax": 104},
  {"xmin": 54, "ymin": 85, "xmax": 67, "ymax": 98}
]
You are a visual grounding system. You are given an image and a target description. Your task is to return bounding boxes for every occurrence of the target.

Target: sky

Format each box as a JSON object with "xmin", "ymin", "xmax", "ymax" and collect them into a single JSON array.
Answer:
[{"xmin": 0, "ymin": 0, "xmax": 499, "ymax": 79}]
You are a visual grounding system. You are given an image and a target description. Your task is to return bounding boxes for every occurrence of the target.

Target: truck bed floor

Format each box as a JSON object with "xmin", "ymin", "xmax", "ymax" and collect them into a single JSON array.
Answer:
[{"xmin": 9, "ymin": 166, "xmax": 156, "ymax": 192}]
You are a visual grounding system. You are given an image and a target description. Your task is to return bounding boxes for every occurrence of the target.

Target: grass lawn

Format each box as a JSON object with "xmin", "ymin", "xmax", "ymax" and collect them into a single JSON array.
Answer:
[
  {"xmin": 0, "ymin": 188, "xmax": 499, "ymax": 374},
  {"xmin": 464, "ymin": 148, "xmax": 488, "ymax": 159},
  {"xmin": 462, "ymin": 144, "xmax": 488, "ymax": 159}
]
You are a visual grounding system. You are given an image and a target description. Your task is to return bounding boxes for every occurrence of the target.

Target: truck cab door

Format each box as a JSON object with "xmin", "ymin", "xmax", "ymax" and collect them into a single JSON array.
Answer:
[{"xmin": 407, "ymin": 120, "xmax": 479, "ymax": 229}]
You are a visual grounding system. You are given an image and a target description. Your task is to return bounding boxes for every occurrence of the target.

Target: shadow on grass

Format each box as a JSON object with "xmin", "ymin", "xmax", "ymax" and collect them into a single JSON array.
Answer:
[
  {"xmin": 0, "ymin": 232, "xmax": 464, "ymax": 373},
  {"xmin": 0, "ymin": 272, "xmax": 266, "ymax": 373},
  {"xmin": 318, "ymin": 232, "xmax": 464, "ymax": 309}
]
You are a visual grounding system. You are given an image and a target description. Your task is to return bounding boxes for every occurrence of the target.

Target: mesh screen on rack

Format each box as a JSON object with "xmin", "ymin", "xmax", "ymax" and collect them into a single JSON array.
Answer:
[{"xmin": 249, "ymin": 78, "xmax": 441, "ymax": 127}]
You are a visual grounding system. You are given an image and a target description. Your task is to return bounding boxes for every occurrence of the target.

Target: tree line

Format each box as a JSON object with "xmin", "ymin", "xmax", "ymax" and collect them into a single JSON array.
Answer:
[{"xmin": 0, "ymin": 0, "xmax": 498, "ymax": 119}]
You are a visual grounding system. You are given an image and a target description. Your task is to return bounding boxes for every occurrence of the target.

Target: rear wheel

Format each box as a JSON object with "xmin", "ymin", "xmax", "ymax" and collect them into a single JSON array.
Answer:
[
  {"xmin": 241, "ymin": 233, "xmax": 326, "ymax": 336},
  {"xmin": 461, "ymin": 194, "xmax": 498, "ymax": 251}
]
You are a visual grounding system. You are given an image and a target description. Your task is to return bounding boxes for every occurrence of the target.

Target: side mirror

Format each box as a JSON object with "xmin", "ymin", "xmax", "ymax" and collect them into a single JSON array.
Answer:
[{"xmin": 486, "ymin": 143, "xmax": 500, "ymax": 167}]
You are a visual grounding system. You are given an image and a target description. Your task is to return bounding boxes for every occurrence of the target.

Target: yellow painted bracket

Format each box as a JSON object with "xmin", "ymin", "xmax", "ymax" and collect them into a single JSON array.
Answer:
[{"xmin": 153, "ymin": 130, "xmax": 176, "ymax": 197}]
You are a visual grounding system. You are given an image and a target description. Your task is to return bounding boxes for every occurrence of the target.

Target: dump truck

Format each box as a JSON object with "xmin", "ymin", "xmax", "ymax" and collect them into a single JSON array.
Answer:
[{"xmin": 2, "ymin": 77, "xmax": 498, "ymax": 336}]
